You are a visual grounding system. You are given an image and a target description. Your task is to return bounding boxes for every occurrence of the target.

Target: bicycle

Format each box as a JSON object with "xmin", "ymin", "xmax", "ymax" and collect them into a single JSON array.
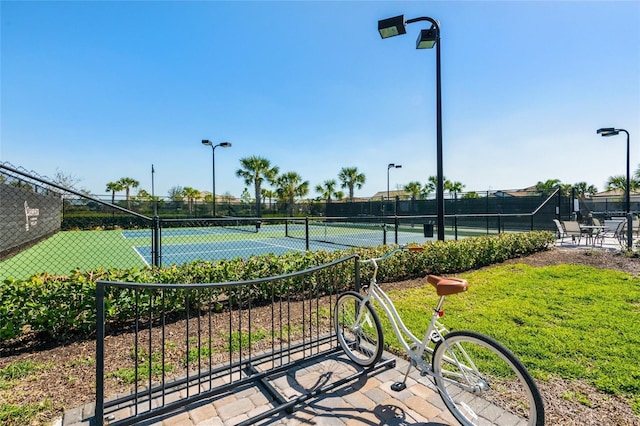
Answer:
[{"xmin": 334, "ymin": 245, "xmax": 544, "ymax": 426}]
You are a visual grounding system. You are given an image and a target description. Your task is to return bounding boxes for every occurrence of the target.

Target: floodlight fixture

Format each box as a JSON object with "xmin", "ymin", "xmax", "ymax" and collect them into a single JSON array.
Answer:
[
  {"xmin": 597, "ymin": 128, "xmax": 619, "ymax": 137},
  {"xmin": 378, "ymin": 15, "xmax": 406, "ymax": 39},
  {"xmin": 416, "ymin": 28, "xmax": 437, "ymax": 49}
]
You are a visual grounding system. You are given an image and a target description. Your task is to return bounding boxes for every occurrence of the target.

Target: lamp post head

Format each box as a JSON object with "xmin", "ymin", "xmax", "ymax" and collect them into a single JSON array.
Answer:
[
  {"xmin": 202, "ymin": 140, "xmax": 232, "ymax": 149},
  {"xmin": 416, "ymin": 28, "xmax": 438, "ymax": 49},
  {"xmin": 378, "ymin": 15, "xmax": 406, "ymax": 38},
  {"xmin": 388, "ymin": 163, "xmax": 395, "ymax": 169},
  {"xmin": 597, "ymin": 128, "xmax": 619, "ymax": 137}
]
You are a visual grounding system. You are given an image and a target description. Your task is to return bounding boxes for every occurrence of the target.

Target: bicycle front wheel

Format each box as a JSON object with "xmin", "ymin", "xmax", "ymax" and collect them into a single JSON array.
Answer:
[
  {"xmin": 432, "ymin": 331, "xmax": 544, "ymax": 426},
  {"xmin": 334, "ymin": 291, "xmax": 383, "ymax": 367}
]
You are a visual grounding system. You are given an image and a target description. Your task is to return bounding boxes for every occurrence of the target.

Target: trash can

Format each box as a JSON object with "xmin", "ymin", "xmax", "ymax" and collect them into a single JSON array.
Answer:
[
  {"xmin": 423, "ymin": 223, "xmax": 434, "ymax": 238},
  {"xmin": 255, "ymin": 220, "xmax": 262, "ymax": 231}
]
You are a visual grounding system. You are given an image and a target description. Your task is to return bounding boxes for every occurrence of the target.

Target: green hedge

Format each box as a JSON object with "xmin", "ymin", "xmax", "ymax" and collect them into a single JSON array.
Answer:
[
  {"xmin": 61, "ymin": 214, "xmax": 151, "ymax": 230},
  {"xmin": 0, "ymin": 231, "xmax": 554, "ymax": 341}
]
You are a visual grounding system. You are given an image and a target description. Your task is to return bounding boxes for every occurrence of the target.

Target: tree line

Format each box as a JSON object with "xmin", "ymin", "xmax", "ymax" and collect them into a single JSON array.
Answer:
[{"xmin": 99, "ymin": 158, "xmax": 640, "ymax": 217}]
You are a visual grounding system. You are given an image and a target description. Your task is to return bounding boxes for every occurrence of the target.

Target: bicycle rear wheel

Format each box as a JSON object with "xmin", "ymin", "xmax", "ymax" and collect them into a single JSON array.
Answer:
[
  {"xmin": 432, "ymin": 331, "xmax": 544, "ymax": 426},
  {"xmin": 334, "ymin": 291, "xmax": 383, "ymax": 367}
]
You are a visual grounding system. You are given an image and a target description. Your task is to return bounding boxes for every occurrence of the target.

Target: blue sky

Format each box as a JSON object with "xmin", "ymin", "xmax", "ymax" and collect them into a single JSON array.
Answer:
[{"xmin": 2, "ymin": 1, "xmax": 639, "ymax": 200}]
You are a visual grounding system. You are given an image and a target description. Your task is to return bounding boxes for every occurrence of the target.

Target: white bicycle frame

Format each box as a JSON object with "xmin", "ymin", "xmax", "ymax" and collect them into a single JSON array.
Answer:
[
  {"xmin": 357, "ymin": 247, "xmax": 481, "ymax": 391},
  {"xmin": 357, "ymin": 249, "xmax": 448, "ymax": 373}
]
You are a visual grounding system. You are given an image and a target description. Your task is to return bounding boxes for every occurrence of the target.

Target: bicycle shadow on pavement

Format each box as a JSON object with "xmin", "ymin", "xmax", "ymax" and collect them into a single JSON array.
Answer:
[{"xmin": 270, "ymin": 351, "xmax": 452, "ymax": 425}]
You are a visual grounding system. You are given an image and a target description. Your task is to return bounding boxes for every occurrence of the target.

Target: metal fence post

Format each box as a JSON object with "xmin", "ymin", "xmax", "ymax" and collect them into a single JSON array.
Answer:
[
  {"xmin": 382, "ymin": 223, "xmax": 387, "ymax": 245},
  {"xmin": 152, "ymin": 216, "xmax": 161, "ymax": 267},
  {"xmin": 305, "ymin": 217, "xmax": 310, "ymax": 251},
  {"xmin": 454, "ymin": 216, "xmax": 458, "ymax": 240}
]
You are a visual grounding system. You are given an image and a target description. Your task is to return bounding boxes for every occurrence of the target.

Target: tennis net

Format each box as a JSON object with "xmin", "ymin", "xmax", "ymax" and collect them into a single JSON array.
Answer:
[{"xmin": 285, "ymin": 219, "xmax": 388, "ymax": 248}]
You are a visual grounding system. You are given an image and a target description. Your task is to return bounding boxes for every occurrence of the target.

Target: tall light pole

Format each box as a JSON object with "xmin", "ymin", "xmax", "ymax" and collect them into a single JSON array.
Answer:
[
  {"xmin": 378, "ymin": 14, "xmax": 444, "ymax": 240},
  {"xmin": 387, "ymin": 163, "xmax": 402, "ymax": 200},
  {"xmin": 597, "ymin": 127, "xmax": 632, "ymax": 250},
  {"xmin": 201, "ymin": 140, "xmax": 232, "ymax": 217}
]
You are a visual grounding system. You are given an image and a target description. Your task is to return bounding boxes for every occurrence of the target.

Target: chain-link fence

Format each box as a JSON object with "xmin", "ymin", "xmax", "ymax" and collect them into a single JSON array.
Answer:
[{"xmin": 1, "ymin": 162, "xmax": 575, "ymax": 282}]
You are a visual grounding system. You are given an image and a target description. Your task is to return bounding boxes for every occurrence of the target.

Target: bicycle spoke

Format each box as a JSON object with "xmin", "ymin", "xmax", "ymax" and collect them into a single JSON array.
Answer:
[{"xmin": 433, "ymin": 331, "xmax": 544, "ymax": 426}]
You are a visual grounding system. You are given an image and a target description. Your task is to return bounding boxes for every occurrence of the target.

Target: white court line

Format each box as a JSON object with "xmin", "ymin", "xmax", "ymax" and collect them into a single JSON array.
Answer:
[{"xmin": 132, "ymin": 246, "xmax": 150, "ymax": 266}]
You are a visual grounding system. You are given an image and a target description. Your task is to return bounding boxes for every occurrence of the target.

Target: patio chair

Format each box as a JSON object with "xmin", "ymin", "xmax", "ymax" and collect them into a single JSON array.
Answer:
[
  {"xmin": 553, "ymin": 219, "xmax": 569, "ymax": 244},
  {"xmin": 589, "ymin": 218, "xmax": 605, "ymax": 246},
  {"xmin": 560, "ymin": 220, "xmax": 582, "ymax": 245},
  {"xmin": 613, "ymin": 220, "xmax": 629, "ymax": 249}
]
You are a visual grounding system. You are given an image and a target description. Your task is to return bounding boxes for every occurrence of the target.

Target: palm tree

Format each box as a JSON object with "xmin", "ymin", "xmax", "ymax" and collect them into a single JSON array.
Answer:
[
  {"xmin": 236, "ymin": 156, "xmax": 279, "ymax": 217},
  {"xmin": 261, "ymin": 188, "xmax": 277, "ymax": 212},
  {"xmin": 606, "ymin": 175, "xmax": 639, "ymax": 196},
  {"xmin": 422, "ymin": 177, "xmax": 436, "ymax": 199},
  {"xmin": 315, "ymin": 179, "xmax": 343, "ymax": 203},
  {"xmin": 276, "ymin": 172, "xmax": 309, "ymax": 216},
  {"xmin": 338, "ymin": 167, "xmax": 366, "ymax": 202},
  {"xmin": 572, "ymin": 182, "xmax": 598, "ymax": 198},
  {"xmin": 117, "ymin": 177, "xmax": 140, "ymax": 209},
  {"xmin": 559, "ymin": 184, "xmax": 573, "ymax": 197},
  {"xmin": 105, "ymin": 181, "xmax": 124, "ymax": 204},
  {"xmin": 535, "ymin": 179, "xmax": 562, "ymax": 196},
  {"xmin": 444, "ymin": 180, "xmax": 465, "ymax": 199},
  {"xmin": 183, "ymin": 186, "xmax": 201, "ymax": 215},
  {"xmin": 403, "ymin": 181, "xmax": 423, "ymax": 201}
]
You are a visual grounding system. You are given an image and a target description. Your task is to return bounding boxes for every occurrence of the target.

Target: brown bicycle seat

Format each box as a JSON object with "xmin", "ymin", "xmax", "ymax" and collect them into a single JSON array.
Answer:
[{"xmin": 427, "ymin": 275, "xmax": 468, "ymax": 296}]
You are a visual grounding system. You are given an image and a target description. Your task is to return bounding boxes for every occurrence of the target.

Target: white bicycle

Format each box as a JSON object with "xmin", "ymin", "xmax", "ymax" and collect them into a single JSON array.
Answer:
[{"xmin": 334, "ymin": 245, "xmax": 544, "ymax": 426}]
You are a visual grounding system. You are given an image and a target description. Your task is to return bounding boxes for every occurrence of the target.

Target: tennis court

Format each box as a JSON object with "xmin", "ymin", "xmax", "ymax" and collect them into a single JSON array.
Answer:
[
  {"xmin": 1, "ymin": 221, "xmax": 435, "ymax": 280},
  {"xmin": 124, "ymin": 221, "xmax": 433, "ymax": 266}
]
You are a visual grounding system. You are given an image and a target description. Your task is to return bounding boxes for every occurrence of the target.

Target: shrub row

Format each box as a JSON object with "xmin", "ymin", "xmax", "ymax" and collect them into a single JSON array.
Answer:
[{"xmin": 0, "ymin": 231, "xmax": 554, "ymax": 341}]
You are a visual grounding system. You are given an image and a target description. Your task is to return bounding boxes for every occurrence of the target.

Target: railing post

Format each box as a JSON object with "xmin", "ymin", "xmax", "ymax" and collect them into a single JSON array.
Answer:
[
  {"xmin": 354, "ymin": 255, "xmax": 361, "ymax": 292},
  {"xmin": 95, "ymin": 282, "xmax": 105, "ymax": 425}
]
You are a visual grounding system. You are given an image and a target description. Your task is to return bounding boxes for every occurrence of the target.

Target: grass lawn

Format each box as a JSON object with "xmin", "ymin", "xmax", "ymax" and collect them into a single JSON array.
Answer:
[
  {"xmin": 1, "ymin": 255, "xmax": 639, "ymax": 423},
  {"xmin": 378, "ymin": 263, "xmax": 640, "ymax": 414}
]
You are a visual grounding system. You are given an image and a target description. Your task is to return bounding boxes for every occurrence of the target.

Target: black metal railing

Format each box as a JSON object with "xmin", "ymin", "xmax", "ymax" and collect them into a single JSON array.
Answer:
[{"xmin": 95, "ymin": 254, "xmax": 359, "ymax": 425}]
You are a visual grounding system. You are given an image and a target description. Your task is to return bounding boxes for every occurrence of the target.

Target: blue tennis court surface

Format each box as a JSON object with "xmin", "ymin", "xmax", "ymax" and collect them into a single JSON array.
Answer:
[
  {"xmin": 134, "ymin": 238, "xmax": 353, "ymax": 265},
  {"xmin": 122, "ymin": 227, "xmax": 259, "ymax": 239},
  {"xmin": 126, "ymin": 224, "xmax": 431, "ymax": 266}
]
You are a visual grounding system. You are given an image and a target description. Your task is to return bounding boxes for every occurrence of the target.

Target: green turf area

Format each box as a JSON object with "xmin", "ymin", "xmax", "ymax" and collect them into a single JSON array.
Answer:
[
  {"xmin": 0, "ymin": 230, "xmax": 148, "ymax": 280},
  {"xmin": 0, "ymin": 224, "xmax": 508, "ymax": 281},
  {"xmin": 377, "ymin": 263, "xmax": 640, "ymax": 411}
]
